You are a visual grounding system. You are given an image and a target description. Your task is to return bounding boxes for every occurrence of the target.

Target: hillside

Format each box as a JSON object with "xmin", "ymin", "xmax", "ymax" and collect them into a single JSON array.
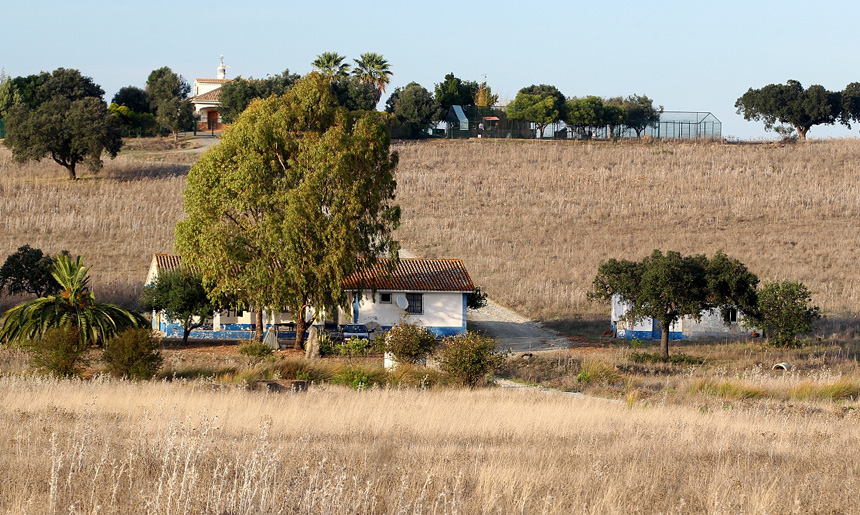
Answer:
[{"xmin": 1, "ymin": 138, "xmax": 859, "ymax": 327}]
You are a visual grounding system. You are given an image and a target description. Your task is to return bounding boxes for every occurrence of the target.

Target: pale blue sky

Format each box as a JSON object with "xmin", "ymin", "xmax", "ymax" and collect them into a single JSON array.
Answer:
[{"xmin": 3, "ymin": 0, "xmax": 859, "ymax": 139}]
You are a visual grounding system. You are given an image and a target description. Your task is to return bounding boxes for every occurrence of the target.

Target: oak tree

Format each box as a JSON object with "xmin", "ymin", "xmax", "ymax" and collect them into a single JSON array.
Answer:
[{"xmin": 735, "ymin": 80, "xmax": 840, "ymax": 140}]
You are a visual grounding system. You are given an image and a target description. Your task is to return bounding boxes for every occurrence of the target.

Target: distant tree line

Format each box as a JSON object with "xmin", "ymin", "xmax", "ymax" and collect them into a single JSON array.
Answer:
[{"xmin": 736, "ymin": 79, "xmax": 860, "ymax": 140}]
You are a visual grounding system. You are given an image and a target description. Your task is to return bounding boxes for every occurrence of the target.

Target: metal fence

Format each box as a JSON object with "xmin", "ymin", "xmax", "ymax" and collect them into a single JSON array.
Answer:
[{"xmin": 438, "ymin": 107, "xmax": 722, "ymax": 141}]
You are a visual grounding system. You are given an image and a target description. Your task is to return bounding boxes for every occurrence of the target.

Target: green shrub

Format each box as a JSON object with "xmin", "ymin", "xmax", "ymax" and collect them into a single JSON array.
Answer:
[
  {"xmin": 384, "ymin": 322, "xmax": 438, "ymax": 364},
  {"xmin": 238, "ymin": 340, "xmax": 274, "ymax": 365},
  {"xmin": 103, "ymin": 328, "xmax": 163, "ymax": 380},
  {"xmin": 330, "ymin": 365, "xmax": 385, "ymax": 389},
  {"xmin": 26, "ymin": 325, "xmax": 88, "ymax": 377},
  {"xmin": 576, "ymin": 360, "xmax": 620, "ymax": 385},
  {"xmin": 437, "ymin": 332, "xmax": 507, "ymax": 388},
  {"xmin": 757, "ymin": 280, "xmax": 821, "ymax": 347},
  {"xmin": 690, "ymin": 379, "xmax": 767, "ymax": 399}
]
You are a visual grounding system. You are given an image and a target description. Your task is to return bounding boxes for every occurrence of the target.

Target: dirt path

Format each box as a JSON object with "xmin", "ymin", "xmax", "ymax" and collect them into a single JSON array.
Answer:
[{"xmin": 468, "ymin": 300, "xmax": 571, "ymax": 353}]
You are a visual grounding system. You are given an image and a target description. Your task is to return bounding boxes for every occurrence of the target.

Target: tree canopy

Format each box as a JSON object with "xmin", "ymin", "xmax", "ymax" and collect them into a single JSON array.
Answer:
[
  {"xmin": 145, "ymin": 66, "xmax": 193, "ymax": 141},
  {"xmin": 111, "ymin": 86, "xmax": 150, "ymax": 114},
  {"xmin": 352, "ymin": 52, "xmax": 392, "ymax": 106},
  {"xmin": 507, "ymin": 85, "xmax": 566, "ymax": 138},
  {"xmin": 0, "ymin": 245, "xmax": 65, "ymax": 298},
  {"xmin": 218, "ymin": 69, "xmax": 301, "ymax": 123},
  {"xmin": 141, "ymin": 269, "xmax": 214, "ymax": 345},
  {"xmin": 312, "ymin": 52, "xmax": 350, "ymax": 80},
  {"xmin": 175, "ymin": 73, "xmax": 400, "ymax": 348},
  {"xmin": 589, "ymin": 250, "xmax": 759, "ymax": 358},
  {"xmin": 385, "ymin": 82, "xmax": 440, "ymax": 139},
  {"xmin": 434, "ymin": 73, "xmax": 479, "ymax": 110},
  {"xmin": 735, "ymin": 80, "xmax": 840, "ymax": 140},
  {"xmin": 621, "ymin": 94, "xmax": 662, "ymax": 137}
]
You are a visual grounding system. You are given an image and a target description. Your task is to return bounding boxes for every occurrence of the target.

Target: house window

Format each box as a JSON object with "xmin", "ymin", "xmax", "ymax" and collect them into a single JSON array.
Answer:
[
  {"xmin": 727, "ymin": 307, "xmax": 738, "ymax": 323},
  {"xmin": 380, "ymin": 293, "xmax": 392, "ymax": 303},
  {"xmin": 406, "ymin": 293, "xmax": 423, "ymax": 314}
]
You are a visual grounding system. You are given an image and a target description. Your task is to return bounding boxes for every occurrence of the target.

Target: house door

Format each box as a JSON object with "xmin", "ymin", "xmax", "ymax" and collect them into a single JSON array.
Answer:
[{"xmin": 207, "ymin": 111, "xmax": 218, "ymax": 130}]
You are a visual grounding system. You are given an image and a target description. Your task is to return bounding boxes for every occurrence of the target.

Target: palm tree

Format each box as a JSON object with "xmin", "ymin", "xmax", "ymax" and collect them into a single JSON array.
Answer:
[
  {"xmin": 352, "ymin": 52, "xmax": 393, "ymax": 105},
  {"xmin": 0, "ymin": 254, "xmax": 145, "ymax": 348},
  {"xmin": 312, "ymin": 51, "xmax": 350, "ymax": 81}
]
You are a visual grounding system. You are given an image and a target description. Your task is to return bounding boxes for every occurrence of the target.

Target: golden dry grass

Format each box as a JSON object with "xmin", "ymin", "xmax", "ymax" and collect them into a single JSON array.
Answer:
[
  {"xmin": 2, "ymin": 375, "xmax": 860, "ymax": 514},
  {"xmin": 0, "ymin": 146, "xmax": 187, "ymax": 307},
  {"xmin": 394, "ymin": 138, "xmax": 860, "ymax": 321},
  {"xmin": 2, "ymin": 137, "xmax": 860, "ymax": 325}
]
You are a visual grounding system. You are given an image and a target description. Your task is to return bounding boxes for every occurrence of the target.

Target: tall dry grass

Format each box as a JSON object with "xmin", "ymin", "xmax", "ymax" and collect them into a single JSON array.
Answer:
[
  {"xmin": 0, "ymin": 148, "xmax": 187, "ymax": 307},
  {"xmin": 394, "ymin": 139, "xmax": 860, "ymax": 320},
  {"xmin": 1, "ymin": 375, "xmax": 859, "ymax": 514}
]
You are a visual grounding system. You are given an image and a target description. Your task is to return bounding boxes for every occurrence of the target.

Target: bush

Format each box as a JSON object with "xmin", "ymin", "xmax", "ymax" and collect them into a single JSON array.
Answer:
[
  {"xmin": 576, "ymin": 360, "xmax": 620, "ymax": 385},
  {"xmin": 384, "ymin": 322, "xmax": 438, "ymax": 364},
  {"xmin": 437, "ymin": 332, "xmax": 507, "ymax": 388},
  {"xmin": 27, "ymin": 325, "xmax": 88, "ymax": 377},
  {"xmin": 757, "ymin": 280, "xmax": 821, "ymax": 346},
  {"xmin": 103, "ymin": 328, "xmax": 163, "ymax": 380},
  {"xmin": 330, "ymin": 365, "xmax": 386, "ymax": 389},
  {"xmin": 238, "ymin": 340, "xmax": 274, "ymax": 365}
]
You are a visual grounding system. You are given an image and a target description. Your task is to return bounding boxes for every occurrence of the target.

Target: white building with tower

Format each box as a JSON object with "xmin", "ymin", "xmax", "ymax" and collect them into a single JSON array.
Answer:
[{"xmin": 190, "ymin": 56, "xmax": 231, "ymax": 131}]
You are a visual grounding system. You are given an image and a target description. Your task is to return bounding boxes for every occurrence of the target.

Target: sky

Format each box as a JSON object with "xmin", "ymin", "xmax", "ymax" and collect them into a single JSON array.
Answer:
[{"xmin": 3, "ymin": 0, "xmax": 860, "ymax": 140}]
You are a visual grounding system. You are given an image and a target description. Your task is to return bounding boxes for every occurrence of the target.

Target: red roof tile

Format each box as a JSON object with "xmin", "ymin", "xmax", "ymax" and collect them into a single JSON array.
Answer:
[
  {"xmin": 343, "ymin": 258, "xmax": 474, "ymax": 292},
  {"xmin": 151, "ymin": 255, "xmax": 475, "ymax": 292},
  {"xmin": 191, "ymin": 88, "xmax": 222, "ymax": 102}
]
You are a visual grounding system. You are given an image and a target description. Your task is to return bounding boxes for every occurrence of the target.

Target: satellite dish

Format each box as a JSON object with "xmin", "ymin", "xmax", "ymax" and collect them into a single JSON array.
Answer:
[{"xmin": 396, "ymin": 295, "xmax": 409, "ymax": 310}]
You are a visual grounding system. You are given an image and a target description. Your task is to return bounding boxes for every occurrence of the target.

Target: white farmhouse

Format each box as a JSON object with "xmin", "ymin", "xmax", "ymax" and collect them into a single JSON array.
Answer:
[
  {"xmin": 611, "ymin": 295, "xmax": 750, "ymax": 341},
  {"xmin": 145, "ymin": 254, "xmax": 474, "ymax": 340}
]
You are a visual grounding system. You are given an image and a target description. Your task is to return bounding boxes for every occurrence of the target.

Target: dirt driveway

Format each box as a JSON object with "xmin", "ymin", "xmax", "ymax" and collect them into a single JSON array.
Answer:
[{"xmin": 468, "ymin": 299, "xmax": 571, "ymax": 353}]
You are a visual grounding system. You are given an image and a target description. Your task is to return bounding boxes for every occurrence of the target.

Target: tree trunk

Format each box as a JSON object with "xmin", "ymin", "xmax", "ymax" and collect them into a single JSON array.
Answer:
[
  {"xmin": 294, "ymin": 317, "xmax": 308, "ymax": 350},
  {"xmin": 254, "ymin": 309, "xmax": 264, "ymax": 342},
  {"xmin": 65, "ymin": 164, "xmax": 77, "ymax": 180},
  {"xmin": 660, "ymin": 319, "xmax": 670, "ymax": 359},
  {"xmin": 796, "ymin": 126, "xmax": 808, "ymax": 141}
]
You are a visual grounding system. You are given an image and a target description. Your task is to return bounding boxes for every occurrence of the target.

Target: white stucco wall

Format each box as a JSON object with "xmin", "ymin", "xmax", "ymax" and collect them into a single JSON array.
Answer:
[
  {"xmin": 349, "ymin": 291, "xmax": 465, "ymax": 330},
  {"xmin": 194, "ymin": 80, "xmax": 222, "ymax": 97}
]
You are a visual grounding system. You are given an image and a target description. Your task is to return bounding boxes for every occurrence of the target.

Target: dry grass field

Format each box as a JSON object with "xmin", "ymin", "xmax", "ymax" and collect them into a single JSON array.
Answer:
[
  {"xmin": 2, "ymin": 375, "xmax": 859, "ymax": 514},
  {"xmin": 2, "ymin": 137, "xmax": 859, "ymax": 329},
  {"xmin": 394, "ymin": 138, "xmax": 860, "ymax": 323}
]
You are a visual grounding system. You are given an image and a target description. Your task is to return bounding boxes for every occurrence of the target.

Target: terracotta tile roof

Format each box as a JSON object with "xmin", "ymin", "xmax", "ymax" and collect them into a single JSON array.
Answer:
[
  {"xmin": 151, "ymin": 255, "xmax": 475, "ymax": 292},
  {"xmin": 153, "ymin": 253, "xmax": 183, "ymax": 272},
  {"xmin": 195, "ymin": 78, "xmax": 231, "ymax": 83},
  {"xmin": 191, "ymin": 88, "xmax": 222, "ymax": 102},
  {"xmin": 343, "ymin": 258, "xmax": 475, "ymax": 292}
]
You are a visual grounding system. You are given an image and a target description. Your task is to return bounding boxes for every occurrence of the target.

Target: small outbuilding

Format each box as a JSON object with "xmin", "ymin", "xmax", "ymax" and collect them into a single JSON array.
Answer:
[{"xmin": 611, "ymin": 295, "xmax": 750, "ymax": 340}]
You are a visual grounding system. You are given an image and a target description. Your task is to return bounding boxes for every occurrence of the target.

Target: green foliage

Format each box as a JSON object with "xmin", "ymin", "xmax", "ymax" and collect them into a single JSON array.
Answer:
[
  {"xmin": 384, "ymin": 322, "xmax": 437, "ymax": 364},
  {"xmin": 237, "ymin": 340, "xmax": 274, "ymax": 365},
  {"xmin": 331, "ymin": 76, "xmax": 378, "ymax": 112},
  {"xmin": 111, "ymin": 86, "xmax": 150, "ymax": 114},
  {"xmin": 0, "ymin": 254, "xmax": 145, "ymax": 347},
  {"xmin": 590, "ymin": 250, "xmax": 758, "ymax": 358},
  {"xmin": 385, "ymin": 82, "xmax": 440, "ymax": 138},
  {"xmin": 103, "ymin": 328, "xmax": 163, "ymax": 380},
  {"xmin": 576, "ymin": 360, "xmax": 620, "ymax": 385},
  {"xmin": 565, "ymin": 96, "xmax": 606, "ymax": 139},
  {"xmin": 337, "ymin": 336, "xmax": 379, "ymax": 359},
  {"xmin": 145, "ymin": 67, "xmax": 193, "ymax": 140},
  {"xmin": 466, "ymin": 286, "xmax": 488, "ymax": 310},
  {"xmin": 735, "ymin": 80, "xmax": 840, "ymax": 140},
  {"xmin": 690, "ymin": 378, "xmax": 767, "ymax": 400},
  {"xmin": 26, "ymin": 325, "xmax": 88, "ymax": 377},
  {"xmin": 507, "ymin": 85, "xmax": 565, "ymax": 138},
  {"xmin": 175, "ymin": 73, "xmax": 400, "ymax": 349},
  {"xmin": 621, "ymin": 94, "xmax": 662, "ymax": 137},
  {"xmin": 438, "ymin": 332, "xmax": 507, "ymax": 387},
  {"xmin": 108, "ymin": 102, "xmax": 158, "ymax": 137},
  {"xmin": 330, "ymin": 365, "xmax": 385, "ymax": 389},
  {"xmin": 434, "ymin": 73, "xmax": 479, "ymax": 109},
  {"xmin": 757, "ymin": 280, "xmax": 821, "ymax": 346},
  {"xmin": 219, "ymin": 69, "xmax": 300, "ymax": 123},
  {"xmin": 4, "ymin": 91, "xmax": 121, "ymax": 180},
  {"xmin": 312, "ymin": 52, "xmax": 350, "ymax": 80},
  {"xmin": 140, "ymin": 269, "xmax": 214, "ymax": 344},
  {"xmin": 0, "ymin": 245, "xmax": 63, "ymax": 297},
  {"xmin": 841, "ymin": 82, "xmax": 860, "ymax": 130},
  {"xmin": 352, "ymin": 52, "xmax": 392, "ymax": 106}
]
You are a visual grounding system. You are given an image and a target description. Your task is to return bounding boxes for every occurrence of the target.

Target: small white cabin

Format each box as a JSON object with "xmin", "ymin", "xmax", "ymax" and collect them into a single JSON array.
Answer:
[{"xmin": 611, "ymin": 294, "xmax": 750, "ymax": 340}]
